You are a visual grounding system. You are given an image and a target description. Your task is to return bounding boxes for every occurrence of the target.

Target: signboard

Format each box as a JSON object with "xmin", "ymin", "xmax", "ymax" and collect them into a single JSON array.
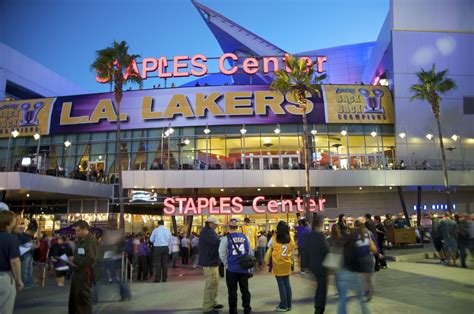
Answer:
[
  {"xmin": 49, "ymin": 85, "xmax": 325, "ymax": 134},
  {"xmin": 0, "ymin": 98, "xmax": 54, "ymax": 138},
  {"xmin": 323, "ymin": 85, "xmax": 394, "ymax": 124},
  {"xmin": 163, "ymin": 196, "xmax": 326, "ymax": 215},
  {"xmin": 96, "ymin": 53, "xmax": 328, "ymax": 82},
  {"xmin": 0, "ymin": 84, "xmax": 394, "ymax": 137}
]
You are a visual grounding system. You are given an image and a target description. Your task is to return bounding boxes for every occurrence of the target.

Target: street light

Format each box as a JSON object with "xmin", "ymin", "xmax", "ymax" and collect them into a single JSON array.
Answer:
[
  {"xmin": 370, "ymin": 131, "xmax": 377, "ymax": 137},
  {"xmin": 64, "ymin": 140, "xmax": 71, "ymax": 148},
  {"xmin": 274, "ymin": 127, "xmax": 281, "ymax": 135},
  {"xmin": 426, "ymin": 133, "xmax": 434, "ymax": 141},
  {"xmin": 240, "ymin": 125, "xmax": 247, "ymax": 168},
  {"xmin": 64, "ymin": 140, "xmax": 72, "ymax": 174},
  {"xmin": 203, "ymin": 125, "xmax": 211, "ymax": 168},
  {"xmin": 311, "ymin": 129, "xmax": 318, "ymax": 135},
  {"xmin": 451, "ymin": 134, "xmax": 458, "ymax": 142},
  {"xmin": 34, "ymin": 133, "xmax": 41, "ymax": 173},
  {"xmin": 6, "ymin": 129, "xmax": 20, "ymax": 171}
]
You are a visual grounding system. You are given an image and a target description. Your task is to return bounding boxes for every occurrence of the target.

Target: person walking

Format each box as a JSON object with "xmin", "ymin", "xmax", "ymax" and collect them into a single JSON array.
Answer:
[
  {"xmin": 335, "ymin": 231, "xmax": 371, "ymax": 314},
  {"xmin": 181, "ymin": 234, "xmax": 190, "ymax": 265},
  {"xmin": 257, "ymin": 232, "xmax": 268, "ymax": 269},
  {"xmin": 219, "ymin": 218, "xmax": 253, "ymax": 314},
  {"xmin": 455, "ymin": 214, "xmax": 469, "ymax": 268},
  {"xmin": 170, "ymin": 233, "xmax": 180, "ymax": 268},
  {"xmin": 353, "ymin": 220, "xmax": 378, "ymax": 301},
  {"xmin": 294, "ymin": 217, "xmax": 311, "ymax": 274},
  {"xmin": 199, "ymin": 216, "xmax": 224, "ymax": 314},
  {"xmin": 373, "ymin": 216, "xmax": 387, "ymax": 269},
  {"xmin": 69, "ymin": 220, "xmax": 98, "ymax": 314},
  {"xmin": 304, "ymin": 215, "xmax": 329, "ymax": 314},
  {"xmin": 430, "ymin": 214, "xmax": 446, "ymax": 264},
  {"xmin": 267, "ymin": 221, "xmax": 296, "ymax": 312},
  {"xmin": 0, "ymin": 211, "xmax": 23, "ymax": 314},
  {"xmin": 136, "ymin": 237, "xmax": 150, "ymax": 281},
  {"xmin": 191, "ymin": 233, "xmax": 200, "ymax": 269},
  {"xmin": 18, "ymin": 225, "xmax": 37, "ymax": 289},
  {"xmin": 440, "ymin": 213, "xmax": 458, "ymax": 266},
  {"xmin": 150, "ymin": 220, "xmax": 171, "ymax": 282}
]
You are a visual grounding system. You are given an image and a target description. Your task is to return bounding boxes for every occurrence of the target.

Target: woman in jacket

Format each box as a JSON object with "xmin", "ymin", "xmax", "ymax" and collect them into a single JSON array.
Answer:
[
  {"xmin": 267, "ymin": 221, "xmax": 296, "ymax": 312},
  {"xmin": 353, "ymin": 220, "xmax": 378, "ymax": 301}
]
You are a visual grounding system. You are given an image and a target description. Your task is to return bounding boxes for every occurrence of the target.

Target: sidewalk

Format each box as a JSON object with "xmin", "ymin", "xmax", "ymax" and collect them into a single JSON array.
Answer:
[{"xmin": 15, "ymin": 260, "xmax": 474, "ymax": 314}]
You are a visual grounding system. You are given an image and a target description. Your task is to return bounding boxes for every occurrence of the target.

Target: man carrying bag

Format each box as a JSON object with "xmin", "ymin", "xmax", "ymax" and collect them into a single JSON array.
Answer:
[{"xmin": 219, "ymin": 218, "xmax": 255, "ymax": 314}]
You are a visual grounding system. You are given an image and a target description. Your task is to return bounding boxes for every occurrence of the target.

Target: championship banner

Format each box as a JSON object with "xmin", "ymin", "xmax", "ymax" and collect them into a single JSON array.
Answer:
[
  {"xmin": 49, "ymin": 85, "xmax": 325, "ymax": 134},
  {"xmin": 323, "ymin": 85, "xmax": 394, "ymax": 124},
  {"xmin": 0, "ymin": 98, "xmax": 54, "ymax": 138}
]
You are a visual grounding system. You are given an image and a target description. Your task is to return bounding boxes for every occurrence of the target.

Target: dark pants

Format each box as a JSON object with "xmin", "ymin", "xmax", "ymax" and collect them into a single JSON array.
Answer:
[
  {"xmin": 137, "ymin": 255, "xmax": 148, "ymax": 280},
  {"xmin": 181, "ymin": 247, "xmax": 189, "ymax": 264},
  {"xmin": 69, "ymin": 270, "xmax": 92, "ymax": 314},
  {"xmin": 299, "ymin": 246, "xmax": 307, "ymax": 271},
  {"xmin": 153, "ymin": 246, "xmax": 169, "ymax": 282},
  {"xmin": 314, "ymin": 274, "xmax": 328, "ymax": 314},
  {"xmin": 148, "ymin": 249, "xmax": 154, "ymax": 277},
  {"xmin": 459, "ymin": 240, "xmax": 469, "ymax": 267},
  {"xmin": 225, "ymin": 270, "xmax": 251, "ymax": 314},
  {"xmin": 275, "ymin": 275, "xmax": 292, "ymax": 310}
]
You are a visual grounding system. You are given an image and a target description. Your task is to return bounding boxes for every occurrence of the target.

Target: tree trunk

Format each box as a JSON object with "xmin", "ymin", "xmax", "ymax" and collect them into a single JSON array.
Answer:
[
  {"xmin": 116, "ymin": 99, "xmax": 125, "ymax": 232},
  {"xmin": 301, "ymin": 104, "xmax": 311, "ymax": 216},
  {"xmin": 435, "ymin": 116, "xmax": 452, "ymax": 213}
]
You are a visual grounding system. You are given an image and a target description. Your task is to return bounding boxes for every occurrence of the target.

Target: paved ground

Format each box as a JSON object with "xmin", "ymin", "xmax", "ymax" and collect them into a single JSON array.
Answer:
[{"xmin": 15, "ymin": 256, "xmax": 474, "ymax": 314}]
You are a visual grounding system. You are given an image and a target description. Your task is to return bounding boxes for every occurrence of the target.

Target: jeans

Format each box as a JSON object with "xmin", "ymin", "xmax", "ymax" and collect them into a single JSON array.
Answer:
[
  {"xmin": 181, "ymin": 247, "xmax": 189, "ymax": 265},
  {"xmin": 314, "ymin": 273, "xmax": 328, "ymax": 314},
  {"xmin": 335, "ymin": 269, "xmax": 370, "ymax": 314},
  {"xmin": 20, "ymin": 253, "xmax": 33, "ymax": 287},
  {"xmin": 459, "ymin": 240, "xmax": 469, "ymax": 267},
  {"xmin": 225, "ymin": 270, "xmax": 251, "ymax": 314},
  {"xmin": 258, "ymin": 247, "xmax": 266, "ymax": 266},
  {"xmin": 171, "ymin": 252, "xmax": 179, "ymax": 267},
  {"xmin": 275, "ymin": 275, "xmax": 292, "ymax": 309}
]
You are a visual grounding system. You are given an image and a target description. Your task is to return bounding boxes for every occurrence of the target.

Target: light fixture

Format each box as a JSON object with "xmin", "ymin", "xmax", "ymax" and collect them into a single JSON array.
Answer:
[
  {"xmin": 11, "ymin": 130, "xmax": 19, "ymax": 138},
  {"xmin": 168, "ymin": 127, "xmax": 174, "ymax": 135},
  {"xmin": 220, "ymin": 188, "xmax": 224, "ymax": 192},
  {"xmin": 164, "ymin": 130, "xmax": 170, "ymax": 137},
  {"xmin": 33, "ymin": 133, "xmax": 40, "ymax": 140},
  {"xmin": 451, "ymin": 134, "xmax": 458, "ymax": 142},
  {"xmin": 359, "ymin": 186, "xmax": 363, "ymax": 190},
  {"xmin": 311, "ymin": 129, "xmax": 318, "ymax": 135},
  {"xmin": 426, "ymin": 133, "xmax": 434, "ymax": 140},
  {"xmin": 270, "ymin": 184, "xmax": 275, "ymax": 187},
  {"xmin": 399, "ymin": 131, "xmax": 406, "ymax": 139},
  {"xmin": 240, "ymin": 127, "xmax": 247, "ymax": 135},
  {"xmin": 22, "ymin": 157, "xmax": 32, "ymax": 167},
  {"xmin": 284, "ymin": 184, "xmax": 289, "ymax": 187},
  {"xmin": 263, "ymin": 138, "xmax": 272, "ymax": 144},
  {"xmin": 341, "ymin": 129, "xmax": 347, "ymax": 136},
  {"xmin": 389, "ymin": 186, "xmax": 393, "ymax": 190},
  {"xmin": 26, "ymin": 193, "xmax": 30, "ymax": 198},
  {"xmin": 274, "ymin": 128, "xmax": 281, "ymax": 135},
  {"xmin": 98, "ymin": 155, "xmax": 103, "ymax": 160},
  {"xmin": 64, "ymin": 140, "xmax": 71, "ymax": 148},
  {"xmin": 203, "ymin": 126, "xmax": 211, "ymax": 135},
  {"xmin": 257, "ymin": 188, "xmax": 261, "ymax": 191},
  {"xmin": 184, "ymin": 139, "xmax": 190, "ymax": 145},
  {"xmin": 370, "ymin": 131, "xmax": 377, "ymax": 137}
]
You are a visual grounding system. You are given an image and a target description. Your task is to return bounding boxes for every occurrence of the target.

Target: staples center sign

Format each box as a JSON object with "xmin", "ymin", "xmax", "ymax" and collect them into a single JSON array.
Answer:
[
  {"xmin": 163, "ymin": 196, "xmax": 326, "ymax": 215},
  {"xmin": 96, "ymin": 53, "xmax": 328, "ymax": 82}
]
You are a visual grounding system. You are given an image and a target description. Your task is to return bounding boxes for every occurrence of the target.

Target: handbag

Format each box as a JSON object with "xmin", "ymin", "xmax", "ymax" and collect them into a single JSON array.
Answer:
[
  {"xmin": 368, "ymin": 233, "xmax": 378, "ymax": 254},
  {"xmin": 322, "ymin": 251, "xmax": 342, "ymax": 270},
  {"xmin": 229, "ymin": 235, "xmax": 256, "ymax": 270}
]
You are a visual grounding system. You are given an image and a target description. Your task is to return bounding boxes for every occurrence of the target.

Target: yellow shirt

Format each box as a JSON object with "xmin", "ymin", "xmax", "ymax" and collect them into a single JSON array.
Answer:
[
  {"xmin": 241, "ymin": 225, "xmax": 257, "ymax": 250},
  {"xmin": 270, "ymin": 235, "xmax": 296, "ymax": 276}
]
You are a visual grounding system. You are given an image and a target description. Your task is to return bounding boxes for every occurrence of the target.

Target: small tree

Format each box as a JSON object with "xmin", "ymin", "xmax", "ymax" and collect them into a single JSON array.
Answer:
[
  {"xmin": 271, "ymin": 54, "xmax": 326, "ymax": 217},
  {"xmin": 91, "ymin": 40, "xmax": 142, "ymax": 230},
  {"xmin": 410, "ymin": 64, "xmax": 457, "ymax": 213}
]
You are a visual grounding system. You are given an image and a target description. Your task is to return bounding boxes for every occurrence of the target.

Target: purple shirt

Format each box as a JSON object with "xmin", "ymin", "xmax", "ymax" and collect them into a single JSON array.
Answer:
[
  {"xmin": 294, "ymin": 225, "xmax": 311, "ymax": 248},
  {"xmin": 136, "ymin": 243, "xmax": 150, "ymax": 256}
]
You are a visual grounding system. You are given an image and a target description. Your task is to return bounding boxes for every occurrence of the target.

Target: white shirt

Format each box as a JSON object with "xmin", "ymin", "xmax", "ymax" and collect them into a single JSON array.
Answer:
[
  {"xmin": 150, "ymin": 225, "xmax": 172, "ymax": 248},
  {"xmin": 171, "ymin": 236, "xmax": 180, "ymax": 253},
  {"xmin": 181, "ymin": 237, "xmax": 190, "ymax": 248},
  {"xmin": 191, "ymin": 237, "xmax": 199, "ymax": 248},
  {"xmin": 257, "ymin": 235, "xmax": 268, "ymax": 248}
]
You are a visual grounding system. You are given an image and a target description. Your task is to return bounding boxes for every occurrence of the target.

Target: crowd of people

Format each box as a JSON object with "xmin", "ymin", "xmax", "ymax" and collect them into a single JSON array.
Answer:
[{"xmin": 1, "ymin": 209, "xmax": 473, "ymax": 314}]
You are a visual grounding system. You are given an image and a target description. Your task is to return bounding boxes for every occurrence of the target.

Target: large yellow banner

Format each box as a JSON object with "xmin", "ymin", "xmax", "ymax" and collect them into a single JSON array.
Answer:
[
  {"xmin": 323, "ymin": 85, "xmax": 394, "ymax": 124},
  {"xmin": 0, "ymin": 98, "xmax": 54, "ymax": 138}
]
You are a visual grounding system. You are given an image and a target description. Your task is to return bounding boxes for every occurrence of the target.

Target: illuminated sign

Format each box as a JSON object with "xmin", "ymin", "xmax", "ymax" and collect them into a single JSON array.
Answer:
[
  {"xmin": 412, "ymin": 204, "xmax": 456, "ymax": 211},
  {"xmin": 163, "ymin": 196, "xmax": 326, "ymax": 215},
  {"xmin": 96, "ymin": 53, "xmax": 328, "ymax": 82}
]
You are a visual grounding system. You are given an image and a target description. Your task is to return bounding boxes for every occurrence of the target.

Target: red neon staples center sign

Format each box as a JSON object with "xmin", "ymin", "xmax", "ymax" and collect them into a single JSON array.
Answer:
[
  {"xmin": 96, "ymin": 53, "xmax": 327, "ymax": 83},
  {"xmin": 163, "ymin": 196, "xmax": 326, "ymax": 215}
]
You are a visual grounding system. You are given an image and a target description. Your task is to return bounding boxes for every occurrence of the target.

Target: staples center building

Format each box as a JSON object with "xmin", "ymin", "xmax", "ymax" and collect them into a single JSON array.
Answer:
[{"xmin": 0, "ymin": 0, "xmax": 473, "ymax": 233}]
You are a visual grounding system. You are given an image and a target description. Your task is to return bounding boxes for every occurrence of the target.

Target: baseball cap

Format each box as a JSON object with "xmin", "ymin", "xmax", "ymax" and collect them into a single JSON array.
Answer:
[
  {"xmin": 205, "ymin": 215, "xmax": 221, "ymax": 224},
  {"xmin": 228, "ymin": 218, "xmax": 239, "ymax": 226}
]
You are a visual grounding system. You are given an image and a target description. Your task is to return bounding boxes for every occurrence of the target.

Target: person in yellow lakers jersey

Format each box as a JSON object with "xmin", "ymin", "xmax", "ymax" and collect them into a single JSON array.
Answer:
[
  {"xmin": 241, "ymin": 218, "xmax": 257, "ymax": 252},
  {"xmin": 268, "ymin": 221, "xmax": 296, "ymax": 312}
]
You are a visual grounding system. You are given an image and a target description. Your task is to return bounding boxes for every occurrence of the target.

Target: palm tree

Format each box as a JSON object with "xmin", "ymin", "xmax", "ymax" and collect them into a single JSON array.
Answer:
[
  {"xmin": 410, "ymin": 64, "xmax": 457, "ymax": 213},
  {"xmin": 271, "ymin": 54, "xmax": 326, "ymax": 217},
  {"xmin": 91, "ymin": 40, "xmax": 142, "ymax": 230}
]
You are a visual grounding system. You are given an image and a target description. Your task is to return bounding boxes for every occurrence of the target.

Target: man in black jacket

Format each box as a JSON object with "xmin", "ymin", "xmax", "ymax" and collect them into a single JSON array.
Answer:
[
  {"xmin": 198, "ymin": 216, "xmax": 224, "ymax": 314},
  {"xmin": 304, "ymin": 215, "xmax": 329, "ymax": 314}
]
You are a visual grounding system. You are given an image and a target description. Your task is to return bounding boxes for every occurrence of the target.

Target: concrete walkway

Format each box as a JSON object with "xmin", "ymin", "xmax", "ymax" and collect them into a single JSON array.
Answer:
[{"xmin": 15, "ymin": 259, "xmax": 474, "ymax": 314}]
